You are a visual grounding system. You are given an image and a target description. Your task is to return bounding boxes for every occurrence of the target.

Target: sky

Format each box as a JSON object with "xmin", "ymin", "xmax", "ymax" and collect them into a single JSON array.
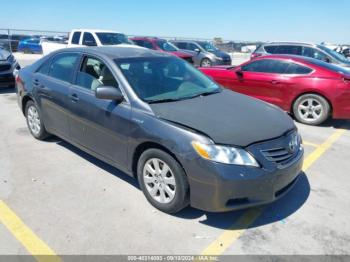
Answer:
[{"xmin": 0, "ymin": 0, "xmax": 349, "ymax": 43}]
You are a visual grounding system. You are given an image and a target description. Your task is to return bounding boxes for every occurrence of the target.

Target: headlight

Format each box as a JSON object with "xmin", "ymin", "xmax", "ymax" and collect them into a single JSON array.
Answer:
[{"xmin": 191, "ymin": 141, "xmax": 259, "ymax": 167}]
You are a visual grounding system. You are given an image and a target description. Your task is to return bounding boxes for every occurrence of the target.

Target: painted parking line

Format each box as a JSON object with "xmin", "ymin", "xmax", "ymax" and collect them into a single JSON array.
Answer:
[
  {"xmin": 0, "ymin": 200, "xmax": 62, "ymax": 262},
  {"xmin": 201, "ymin": 129, "xmax": 346, "ymax": 256}
]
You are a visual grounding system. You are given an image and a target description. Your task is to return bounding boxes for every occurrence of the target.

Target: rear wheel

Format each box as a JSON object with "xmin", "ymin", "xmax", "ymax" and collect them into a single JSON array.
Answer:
[
  {"xmin": 137, "ymin": 149, "xmax": 189, "ymax": 214},
  {"xmin": 25, "ymin": 101, "xmax": 50, "ymax": 140},
  {"xmin": 200, "ymin": 58, "xmax": 212, "ymax": 67},
  {"xmin": 293, "ymin": 94, "xmax": 330, "ymax": 125}
]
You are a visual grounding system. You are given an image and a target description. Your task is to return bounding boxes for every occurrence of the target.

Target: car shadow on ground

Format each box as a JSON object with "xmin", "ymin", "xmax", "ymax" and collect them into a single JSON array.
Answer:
[
  {"xmin": 0, "ymin": 87, "xmax": 15, "ymax": 94},
  {"xmin": 319, "ymin": 119, "xmax": 350, "ymax": 130},
  {"xmin": 54, "ymin": 137, "xmax": 310, "ymax": 230},
  {"xmin": 175, "ymin": 173, "xmax": 310, "ymax": 230}
]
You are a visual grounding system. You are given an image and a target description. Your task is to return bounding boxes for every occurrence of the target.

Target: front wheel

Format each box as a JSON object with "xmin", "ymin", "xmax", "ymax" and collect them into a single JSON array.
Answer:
[
  {"xmin": 200, "ymin": 58, "xmax": 212, "ymax": 67},
  {"xmin": 137, "ymin": 149, "xmax": 189, "ymax": 214},
  {"xmin": 293, "ymin": 94, "xmax": 330, "ymax": 125},
  {"xmin": 25, "ymin": 101, "xmax": 50, "ymax": 140}
]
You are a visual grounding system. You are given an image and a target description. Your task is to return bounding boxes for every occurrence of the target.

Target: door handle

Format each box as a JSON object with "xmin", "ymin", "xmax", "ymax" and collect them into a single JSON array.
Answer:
[
  {"xmin": 70, "ymin": 94, "xmax": 79, "ymax": 102},
  {"xmin": 271, "ymin": 80, "xmax": 279, "ymax": 85},
  {"xmin": 33, "ymin": 79, "xmax": 45, "ymax": 88}
]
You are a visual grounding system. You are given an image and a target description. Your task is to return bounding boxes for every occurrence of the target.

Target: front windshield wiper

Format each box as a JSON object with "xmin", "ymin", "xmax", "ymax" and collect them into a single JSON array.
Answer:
[
  {"xmin": 147, "ymin": 98, "xmax": 184, "ymax": 104},
  {"xmin": 146, "ymin": 89, "xmax": 222, "ymax": 104},
  {"xmin": 185, "ymin": 89, "xmax": 222, "ymax": 99}
]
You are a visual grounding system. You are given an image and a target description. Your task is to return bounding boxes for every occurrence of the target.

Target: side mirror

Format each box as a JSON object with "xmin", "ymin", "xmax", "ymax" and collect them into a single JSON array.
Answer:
[
  {"xmin": 194, "ymin": 48, "xmax": 201, "ymax": 53},
  {"xmin": 236, "ymin": 69, "xmax": 244, "ymax": 78},
  {"xmin": 95, "ymin": 86, "xmax": 124, "ymax": 102}
]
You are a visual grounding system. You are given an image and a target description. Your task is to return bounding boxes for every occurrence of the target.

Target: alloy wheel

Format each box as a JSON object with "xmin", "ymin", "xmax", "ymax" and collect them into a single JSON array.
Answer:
[
  {"xmin": 27, "ymin": 106, "xmax": 41, "ymax": 135},
  {"xmin": 297, "ymin": 98, "xmax": 323, "ymax": 122},
  {"xmin": 143, "ymin": 158, "xmax": 176, "ymax": 204}
]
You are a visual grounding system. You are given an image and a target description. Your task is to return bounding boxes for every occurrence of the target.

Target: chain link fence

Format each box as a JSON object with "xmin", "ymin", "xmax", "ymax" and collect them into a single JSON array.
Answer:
[{"xmin": 0, "ymin": 28, "xmax": 263, "ymax": 54}]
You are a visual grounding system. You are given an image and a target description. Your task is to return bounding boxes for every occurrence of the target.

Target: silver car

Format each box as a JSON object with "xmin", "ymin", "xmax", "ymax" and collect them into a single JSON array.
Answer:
[{"xmin": 171, "ymin": 40, "xmax": 232, "ymax": 67}]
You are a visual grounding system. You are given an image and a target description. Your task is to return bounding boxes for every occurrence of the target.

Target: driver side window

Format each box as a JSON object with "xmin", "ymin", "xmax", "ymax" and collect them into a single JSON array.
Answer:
[{"xmin": 76, "ymin": 56, "xmax": 118, "ymax": 91}]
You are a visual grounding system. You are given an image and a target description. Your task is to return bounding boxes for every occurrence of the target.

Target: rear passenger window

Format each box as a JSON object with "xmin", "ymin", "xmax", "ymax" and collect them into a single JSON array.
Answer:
[
  {"xmin": 276, "ymin": 45, "xmax": 302, "ymax": 55},
  {"xmin": 82, "ymin": 33, "xmax": 97, "ymax": 46},
  {"xmin": 71, "ymin": 32, "xmax": 81, "ymax": 45},
  {"xmin": 264, "ymin": 46, "xmax": 278, "ymax": 54},
  {"xmin": 48, "ymin": 53, "xmax": 79, "ymax": 83},
  {"xmin": 285, "ymin": 63, "xmax": 313, "ymax": 74},
  {"xmin": 176, "ymin": 42, "xmax": 187, "ymax": 49}
]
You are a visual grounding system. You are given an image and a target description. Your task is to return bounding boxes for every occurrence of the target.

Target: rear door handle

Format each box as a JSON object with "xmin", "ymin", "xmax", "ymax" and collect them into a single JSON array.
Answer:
[
  {"xmin": 271, "ymin": 80, "xmax": 279, "ymax": 85},
  {"xmin": 70, "ymin": 93, "xmax": 79, "ymax": 102}
]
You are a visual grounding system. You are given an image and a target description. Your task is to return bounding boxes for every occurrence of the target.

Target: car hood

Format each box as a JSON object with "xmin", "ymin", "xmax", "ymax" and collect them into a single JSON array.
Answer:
[
  {"xmin": 149, "ymin": 89, "xmax": 295, "ymax": 147},
  {"xmin": 210, "ymin": 50, "xmax": 231, "ymax": 59}
]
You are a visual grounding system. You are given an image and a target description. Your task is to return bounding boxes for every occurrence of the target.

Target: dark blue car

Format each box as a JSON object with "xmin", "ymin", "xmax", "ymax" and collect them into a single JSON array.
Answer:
[
  {"xmin": 16, "ymin": 46, "xmax": 304, "ymax": 214},
  {"xmin": 18, "ymin": 38, "xmax": 42, "ymax": 54}
]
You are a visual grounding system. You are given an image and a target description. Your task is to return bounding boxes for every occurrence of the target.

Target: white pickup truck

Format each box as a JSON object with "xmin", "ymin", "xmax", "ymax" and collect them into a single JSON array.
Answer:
[{"xmin": 42, "ymin": 29, "xmax": 134, "ymax": 55}]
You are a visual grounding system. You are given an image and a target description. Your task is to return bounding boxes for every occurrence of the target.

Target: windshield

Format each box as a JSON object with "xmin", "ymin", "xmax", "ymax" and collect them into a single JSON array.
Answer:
[
  {"xmin": 318, "ymin": 45, "xmax": 350, "ymax": 64},
  {"xmin": 198, "ymin": 41, "xmax": 219, "ymax": 52},
  {"xmin": 156, "ymin": 40, "xmax": 178, "ymax": 52},
  {"xmin": 116, "ymin": 57, "xmax": 221, "ymax": 102},
  {"xmin": 96, "ymin": 33, "xmax": 133, "ymax": 45}
]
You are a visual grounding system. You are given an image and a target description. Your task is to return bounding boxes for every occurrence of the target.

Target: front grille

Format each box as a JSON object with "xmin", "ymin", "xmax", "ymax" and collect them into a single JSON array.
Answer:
[
  {"xmin": 261, "ymin": 147, "xmax": 295, "ymax": 164},
  {"xmin": 0, "ymin": 64, "xmax": 11, "ymax": 72}
]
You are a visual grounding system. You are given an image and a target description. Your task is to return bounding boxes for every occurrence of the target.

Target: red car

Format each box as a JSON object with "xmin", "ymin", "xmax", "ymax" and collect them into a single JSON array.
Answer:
[
  {"xmin": 131, "ymin": 37, "xmax": 193, "ymax": 64},
  {"xmin": 200, "ymin": 55, "xmax": 350, "ymax": 125}
]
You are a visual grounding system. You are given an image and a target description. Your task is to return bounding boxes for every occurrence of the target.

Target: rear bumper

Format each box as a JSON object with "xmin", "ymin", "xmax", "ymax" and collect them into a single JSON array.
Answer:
[{"xmin": 187, "ymin": 149, "xmax": 303, "ymax": 212}]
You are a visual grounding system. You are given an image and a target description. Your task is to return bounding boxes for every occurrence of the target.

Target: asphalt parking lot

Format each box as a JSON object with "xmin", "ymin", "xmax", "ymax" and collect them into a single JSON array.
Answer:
[{"xmin": 1, "ymin": 55, "xmax": 350, "ymax": 260}]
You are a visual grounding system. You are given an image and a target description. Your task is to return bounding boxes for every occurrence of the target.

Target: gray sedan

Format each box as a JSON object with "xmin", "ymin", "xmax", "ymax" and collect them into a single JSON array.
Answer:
[
  {"xmin": 171, "ymin": 40, "xmax": 232, "ymax": 67},
  {"xmin": 16, "ymin": 46, "xmax": 303, "ymax": 213}
]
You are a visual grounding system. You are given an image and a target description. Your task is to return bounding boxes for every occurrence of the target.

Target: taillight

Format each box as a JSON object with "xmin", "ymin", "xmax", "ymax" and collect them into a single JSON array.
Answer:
[{"xmin": 344, "ymin": 77, "xmax": 350, "ymax": 84}]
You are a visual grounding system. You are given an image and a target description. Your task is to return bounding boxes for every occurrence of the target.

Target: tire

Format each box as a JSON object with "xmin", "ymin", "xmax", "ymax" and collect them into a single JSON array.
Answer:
[
  {"xmin": 200, "ymin": 58, "xmax": 212, "ymax": 67},
  {"xmin": 25, "ymin": 100, "xmax": 50, "ymax": 140},
  {"xmin": 137, "ymin": 149, "xmax": 189, "ymax": 214},
  {"xmin": 293, "ymin": 94, "xmax": 330, "ymax": 125}
]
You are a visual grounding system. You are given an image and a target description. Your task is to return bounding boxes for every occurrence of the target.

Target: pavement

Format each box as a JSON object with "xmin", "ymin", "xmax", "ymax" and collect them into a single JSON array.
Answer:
[{"xmin": 0, "ymin": 54, "xmax": 349, "ymax": 260}]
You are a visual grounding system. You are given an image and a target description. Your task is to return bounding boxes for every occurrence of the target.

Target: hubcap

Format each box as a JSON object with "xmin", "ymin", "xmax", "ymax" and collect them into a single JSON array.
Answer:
[
  {"xmin": 143, "ymin": 158, "xmax": 176, "ymax": 204},
  {"xmin": 201, "ymin": 59, "xmax": 211, "ymax": 67},
  {"xmin": 298, "ymin": 98, "xmax": 323, "ymax": 122},
  {"xmin": 27, "ymin": 106, "xmax": 41, "ymax": 135}
]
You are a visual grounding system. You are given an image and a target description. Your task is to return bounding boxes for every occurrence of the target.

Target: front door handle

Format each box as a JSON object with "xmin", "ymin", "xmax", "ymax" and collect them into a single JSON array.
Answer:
[
  {"xmin": 33, "ymin": 79, "xmax": 45, "ymax": 88},
  {"xmin": 271, "ymin": 80, "xmax": 279, "ymax": 85},
  {"xmin": 70, "ymin": 94, "xmax": 79, "ymax": 102}
]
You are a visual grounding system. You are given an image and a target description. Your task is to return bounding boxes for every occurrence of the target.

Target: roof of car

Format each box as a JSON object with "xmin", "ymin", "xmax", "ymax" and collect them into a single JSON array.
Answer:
[
  {"xmin": 263, "ymin": 41, "xmax": 317, "ymax": 47},
  {"xmin": 56, "ymin": 46, "xmax": 173, "ymax": 59},
  {"xmin": 72, "ymin": 29, "xmax": 122, "ymax": 34}
]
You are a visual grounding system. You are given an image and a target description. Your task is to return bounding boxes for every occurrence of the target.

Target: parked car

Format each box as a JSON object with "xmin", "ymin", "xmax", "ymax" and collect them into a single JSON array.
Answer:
[
  {"xmin": 18, "ymin": 38, "xmax": 43, "ymax": 54},
  {"xmin": 0, "ymin": 47, "xmax": 20, "ymax": 88},
  {"xmin": 200, "ymin": 55, "xmax": 350, "ymax": 125},
  {"xmin": 41, "ymin": 29, "xmax": 134, "ymax": 55},
  {"xmin": 171, "ymin": 40, "xmax": 232, "ymax": 67},
  {"xmin": 16, "ymin": 46, "xmax": 303, "ymax": 213},
  {"xmin": 251, "ymin": 42, "xmax": 350, "ymax": 70},
  {"xmin": 342, "ymin": 48, "xmax": 350, "ymax": 58},
  {"xmin": 131, "ymin": 37, "xmax": 194, "ymax": 64}
]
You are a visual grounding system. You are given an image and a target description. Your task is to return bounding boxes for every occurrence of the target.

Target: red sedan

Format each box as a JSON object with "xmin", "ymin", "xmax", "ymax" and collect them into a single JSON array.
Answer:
[{"xmin": 200, "ymin": 55, "xmax": 350, "ymax": 125}]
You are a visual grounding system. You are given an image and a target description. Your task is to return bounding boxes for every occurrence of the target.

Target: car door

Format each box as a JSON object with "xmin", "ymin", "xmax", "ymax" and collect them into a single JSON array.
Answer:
[
  {"xmin": 231, "ymin": 59, "xmax": 292, "ymax": 108},
  {"xmin": 34, "ymin": 52, "xmax": 80, "ymax": 138},
  {"xmin": 68, "ymin": 55, "xmax": 131, "ymax": 168}
]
